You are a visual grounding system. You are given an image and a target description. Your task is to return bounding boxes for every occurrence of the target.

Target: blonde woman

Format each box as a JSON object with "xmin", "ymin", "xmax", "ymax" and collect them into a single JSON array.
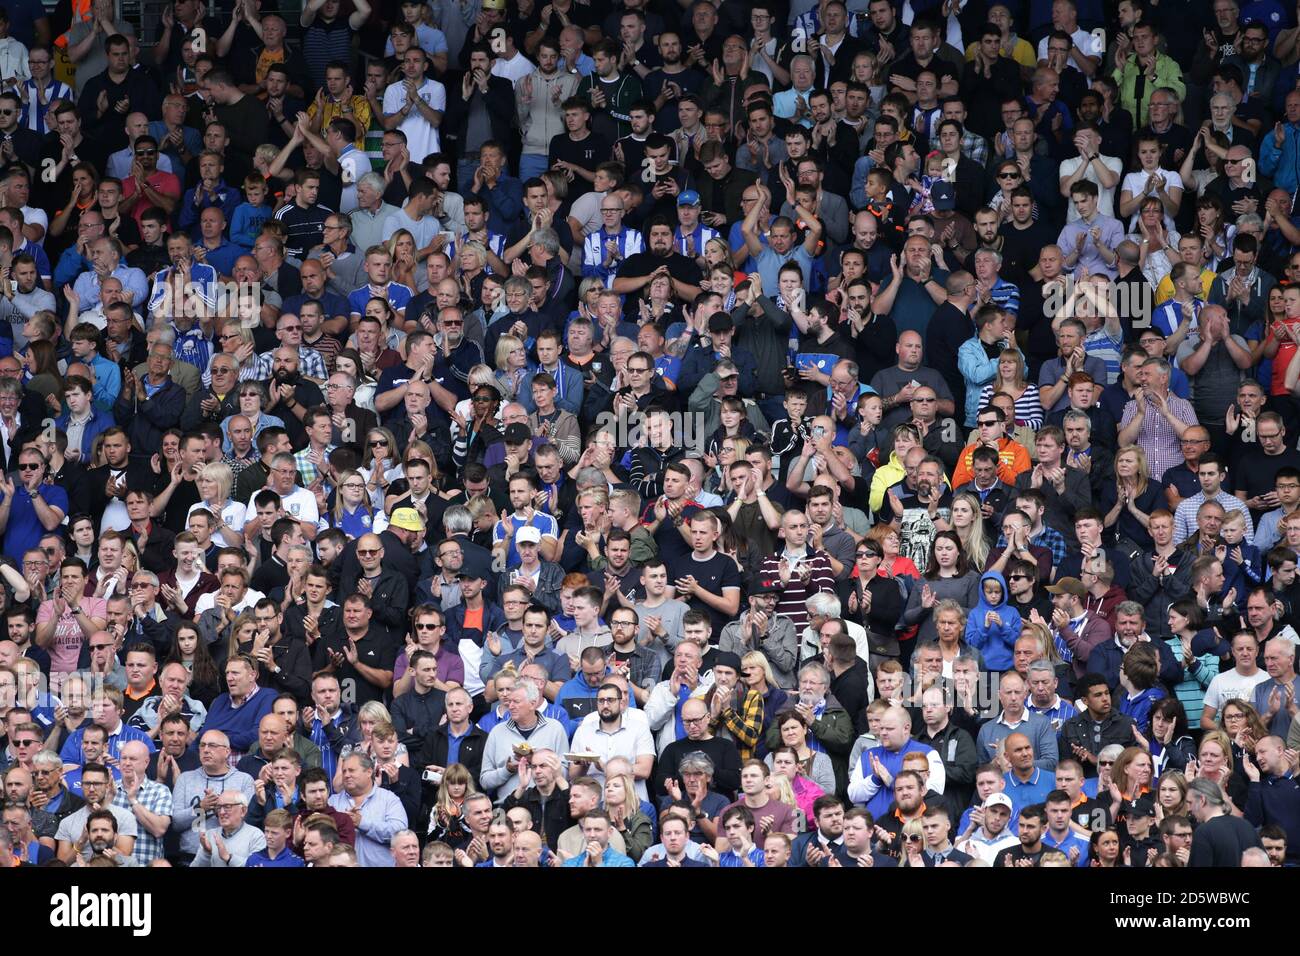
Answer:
[
  {"xmin": 898, "ymin": 817, "xmax": 927, "ymax": 866},
  {"xmin": 188, "ymin": 462, "xmax": 245, "ymax": 548},
  {"xmin": 976, "ymin": 349, "xmax": 1042, "ymax": 429},
  {"xmin": 324, "ymin": 469, "xmax": 380, "ymax": 539},
  {"xmin": 333, "ymin": 700, "xmax": 409, "ymax": 791},
  {"xmin": 1100, "ymin": 445, "xmax": 1162, "ymax": 550},
  {"xmin": 493, "ymin": 334, "xmax": 530, "ymax": 401},
  {"xmin": 1188, "ymin": 730, "xmax": 1247, "ymax": 816},
  {"xmin": 359, "ymin": 427, "xmax": 402, "ymax": 508},
  {"xmin": 387, "ymin": 228, "xmax": 422, "ymax": 294},
  {"xmin": 604, "ymin": 773, "xmax": 653, "ymax": 861},
  {"xmin": 211, "ymin": 318, "xmax": 257, "ymax": 386},
  {"xmin": 948, "ymin": 491, "xmax": 989, "ymax": 569},
  {"xmin": 457, "ymin": 240, "xmax": 488, "ymax": 301}
]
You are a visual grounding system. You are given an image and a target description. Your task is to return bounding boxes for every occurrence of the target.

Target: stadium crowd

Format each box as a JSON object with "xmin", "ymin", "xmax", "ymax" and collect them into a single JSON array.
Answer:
[{"xmin": 1, "ymin": 0, "xmax": 1300, "ymax": 870}]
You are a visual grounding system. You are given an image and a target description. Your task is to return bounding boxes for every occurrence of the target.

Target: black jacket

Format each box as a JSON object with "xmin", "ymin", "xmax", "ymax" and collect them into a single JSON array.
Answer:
[
  {"xmin": 442, "ymin": 76, "xmax": 518, "ymax": 163},
  {"xmin": 419, "ymin": 722, "xmax": 487, "ymax": 790},
  {"xmin": 389, "ymin": 685, "xmax": 447, "ymax": 749},
  {"xmin": 113, "ymin": 378, "xmax": 186, "ymax": 463},
  {"xmin": 502, "ymin": 785, "xmax": 572, "ymax": 851},
  {"xmin": 336, "ymin": 530, "xmax": 425, "ymax": 598}
]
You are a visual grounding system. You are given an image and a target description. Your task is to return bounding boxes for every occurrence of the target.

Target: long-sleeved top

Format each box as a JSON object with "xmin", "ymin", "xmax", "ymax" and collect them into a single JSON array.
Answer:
[
  {"xmin": 479, "ymin": 715, "xmax": 573, "ymax": 799},
  {"xmin": 902, "ymin": 572, "xmax": 981, "ymax": 644},
  {"xmin": 1059, "ymin": 710, "xmax": 1138, "ymax": 776},
  {"xmin": 1260, "ymin": 120, "xmax": 1300, "ymax": 195},
  {"xmin": 516, "ymin": 67, "xmax": 581, "ymax": 155},
  {"xmin": 171, "ymin": 767, "xmax": 257, "ymax": 857},
  {"xmin": 1172, "ymin": 489, "xmax": 1253, "ymax": 545},
  {"xmin": 203, "ymin": 686, "xmax": 278, "ymax": 755},
  {"xmin": 915, "ymin": 721, "xmax": 980, "ymax": 818},
  {"xmin": 1244, "ymin": 775, "xmax": 1300, "ymax": 865},
  {"xmin": 327, "ymin": 785, "xmax": 409, "ymax": 867},
  {"xmin": 1112, "ymin": 53, "xmax": 1185, "ymax": 127},
  {"xmin": 710, "ymin": 686, "xmax": 764, "ymax": 761},
  {"xmin": 717, "ymin": 615, "xmax": 800, "ymax": 690},
  {"xmin": 191, "ymin": 822, "xmax": 267, "ymax": 868}
]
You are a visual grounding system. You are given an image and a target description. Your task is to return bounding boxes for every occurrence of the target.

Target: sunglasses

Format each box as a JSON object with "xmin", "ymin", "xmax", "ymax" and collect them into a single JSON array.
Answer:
[
  {"xmin": 17, "ymin": 462, "xmax": 41, "ymax": 471},
  {"xmin": 357, "ymin": 549, "xmax": 381, "ymax": 557},
  {"xmin": 369, "ymin": 440, "xmax": 389, "ymax": 447}
]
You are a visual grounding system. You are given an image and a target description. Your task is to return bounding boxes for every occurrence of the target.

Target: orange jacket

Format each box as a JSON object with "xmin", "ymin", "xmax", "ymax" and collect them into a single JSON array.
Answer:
[{"xmin": 951, "ymin": 437, "xmax": 1031, "ymax": 488}]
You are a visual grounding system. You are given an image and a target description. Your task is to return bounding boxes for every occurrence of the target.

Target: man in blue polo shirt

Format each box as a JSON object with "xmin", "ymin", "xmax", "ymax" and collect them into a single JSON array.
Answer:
[{"xmin": 1002, "ymin": 732, "xmax": 1056, "ymax": 813}]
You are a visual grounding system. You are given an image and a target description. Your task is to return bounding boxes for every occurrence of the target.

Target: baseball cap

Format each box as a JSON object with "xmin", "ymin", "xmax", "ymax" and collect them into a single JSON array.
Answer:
[
  {"xmin": 388, "ymin": 507, "xmax": 425, "ymax": 533},
  {"xmin": 714, "ymin": 651, "xmax": 743, "ymax": 672},
  {"xmin": 1045, "ymin": 577, "xmax": 1087, "ymax": 598},
  {"xmin": 481, "ymin": 0, "xmax": 505, "ymax": 9},
  {"xmin": 503, "ymin": 423, "xmax": 532, "ymax": 445},
  {"xmin": 983, "ymin": 793, "xmax": 1014, "ymax": 812},
  {"xmin": 931, "ymin": 182, "xmax": 956, "ymax": 211},
  {"xmin": 677, "ymin": 189, "xmax": 701, "ymax": 206},
  {"xmin": 515, "ymin": 526, "xmax": 542, "ymax": 546},
  {"xmin": 1126, "ymin": 796, "xmax": 1156, "ymax": 819},
  {"xmin": 750, "ymin": 574, "xmax": 781, "ymax": 595}
]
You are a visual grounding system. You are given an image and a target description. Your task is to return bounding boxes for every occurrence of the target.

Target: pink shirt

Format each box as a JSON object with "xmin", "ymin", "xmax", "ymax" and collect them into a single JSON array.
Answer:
[{"xmin": 38, "ymin": 596, "xmax": 108, "ymax": 674}]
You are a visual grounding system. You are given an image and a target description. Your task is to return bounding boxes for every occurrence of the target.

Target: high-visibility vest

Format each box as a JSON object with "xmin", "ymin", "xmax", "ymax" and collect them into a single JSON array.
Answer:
[{"xmin": 54, "ymin": 0, "xmax": 95, "ymax": 48}]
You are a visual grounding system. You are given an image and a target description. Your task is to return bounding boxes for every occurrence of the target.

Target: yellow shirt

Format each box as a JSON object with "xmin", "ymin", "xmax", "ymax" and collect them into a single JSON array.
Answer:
[
  {"xmin": 307, "ymin": 95, "xmax": 372, "ymax": 149},
  {"xmin": 1154, "ymin": 268, "xmax": 1214, "ymax": 305}
]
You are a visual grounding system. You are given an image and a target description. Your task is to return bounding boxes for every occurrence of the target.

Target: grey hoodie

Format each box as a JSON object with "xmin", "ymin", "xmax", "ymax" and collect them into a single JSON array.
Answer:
[{"xmin": 171, "ymin": 767, "xmax": 256, "ymax": 857}]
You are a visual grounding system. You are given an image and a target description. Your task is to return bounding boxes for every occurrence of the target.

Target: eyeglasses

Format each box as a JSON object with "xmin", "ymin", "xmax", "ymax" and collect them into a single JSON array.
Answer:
[
  {"xmin": 611, "ymin": 620, "xmax": 637, "ymax": 628},
  {"xmin": 596, "ymin": 696, "xmax": 620, "ymax": 704},
  {"xmin": 89, "ymin": 643, "xmax": 115, "ymax": 651},
  {"xmin": 198, "ymin": 742, "xmax": 230, "ymax": 750},
  {"xmin": 1180, "ymin": 438, "xmax": 1210, "ymax": 445},
  {"xmin": 135, "ymin": 149, "xmax": 157, "ymax": 156},
  {"xmin": 216, "ymin": 803, "xmax": 243, "ymax": 810},
  {"xmin": 625, "ymin": 366, "xmax": 650, "ymax": 373},
  {"xmin": 341, "ymin": 482, "xmax": 366, "ymax": 490},
  {"xmin": 213, "ymin": 365, "xmax": 236, "ymax": 374},
  {"xmin": 357, "ymin": 549, "xmax": 381, "ymax": 557},
  {"xmin": 683, "ymin": 715, "xmax": 709, "ymax": 725}
]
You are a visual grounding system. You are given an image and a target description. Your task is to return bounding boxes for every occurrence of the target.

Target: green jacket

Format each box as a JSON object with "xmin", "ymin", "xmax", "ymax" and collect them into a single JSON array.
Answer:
[{"xmin": 764, "ymin": 696, "xmax": 855, "ymax": 798}]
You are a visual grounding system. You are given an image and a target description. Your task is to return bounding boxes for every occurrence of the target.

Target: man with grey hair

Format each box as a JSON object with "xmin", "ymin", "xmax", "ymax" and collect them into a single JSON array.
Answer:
[
  {"xmin": 351, "ymin": 171, "xmax": 399, "ymax": 252},
  {"xmin": 190, "ymin": 788, "xmax": 266, "ymax": 867},
  {"xmin": 74, "ymin": 236, "xmax": 149, "ymax": 309},
  {"xmin": 307, "ymin": 212, "xmax": 367, "ymax": 298},
  {"xmin": 132, "ymin": 323, "xmax": 201, "ymax": 395},
  {"xmin": 1187, "ymin": 777, "xmax": 1262, "ymax": 866},
  {"xmin": 1117, "ymin": 354, "xmax": 1199, "ymax": 480},
  {"xmin": 479, "ymin": 681, "xmax": 571, "ymax": 800}
]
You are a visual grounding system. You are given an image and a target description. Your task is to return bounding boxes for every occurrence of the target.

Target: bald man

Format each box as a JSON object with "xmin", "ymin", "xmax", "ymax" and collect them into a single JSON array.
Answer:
[{"xmin": 170, "ymin": 729, "xmax": 256, "ymax": 862}]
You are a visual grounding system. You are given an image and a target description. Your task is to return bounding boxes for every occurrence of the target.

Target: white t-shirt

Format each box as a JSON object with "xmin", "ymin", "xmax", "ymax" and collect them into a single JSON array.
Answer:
[
  {"xmin": 381, "ymin": 78, "xmax": 447, "ymax": 164},
  {"xmin": 245, "ymin": 486, "xmax": 319, "ymax": 527},
  {"xmin": 188, "ymin": 499, "xmax": 247, "ymax": 548},
  {"xmin": 1120, "ymin": 167, "xmax": 1183, "ymax": 229},
  {"xmin": 193, "ymin": 588, "xmax": 264, "ymax": 618},
  {"xmin": 1059, "ymin": 154, "xmax": 1124, "ymax": 222},
  {"xmin": 1203, "ymin": 668, "xmax": 1271, "ymax": 714},
  {"xmin": 491, "ymin": 51, "xmax": 535, "ymax": 83},
  {"xmin": 1036, "ymin": 28, "xmax": 1103, "ymax": 70}
]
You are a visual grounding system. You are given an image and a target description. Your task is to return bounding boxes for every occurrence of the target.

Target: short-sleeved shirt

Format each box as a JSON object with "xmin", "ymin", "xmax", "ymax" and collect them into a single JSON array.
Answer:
[
  {"xmin": 55, "ymin": 803, "xmax": 138, "ymax": 861},
  {"xmin": 37, "ymin": 597, "xmax": 106, "ymax": 675},
  {"xmin": 381, "ymin": 78, "xmax": 447, "ymax": 163},
  {"xmin": 1203, "ymin": 668, "xmax": 1271, "ymax": 714},
  {"xmin": 2, "ymin": 483, "xmax": 68, "ymax": 561},
  {"xmin": 666, "ymin": 550, "xmax": 742, "ymax": 634}
]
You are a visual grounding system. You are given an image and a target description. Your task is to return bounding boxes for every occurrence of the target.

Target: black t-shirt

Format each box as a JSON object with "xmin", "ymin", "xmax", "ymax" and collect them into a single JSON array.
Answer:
[
  {"xmin": 547, "ymin": 132, "xmax": 613, "ymax": 190},
  {"xmin": 618, "ymin": 251, "xmax": 702, "ymax": 318},
  {"xmin": 666, "ymin": 550, "xmax": 742, "ymax": 634},
  {"xmin": 319, "ymin": 628, "xmax": 399, "ymax": 707},
  {"xmin": 992, "ymin": 844, "xmax": 1047, "ymax": 866},
  {"xmin": 1235, "ymin": 447, "xmax": 1300, "ymax": 520}
]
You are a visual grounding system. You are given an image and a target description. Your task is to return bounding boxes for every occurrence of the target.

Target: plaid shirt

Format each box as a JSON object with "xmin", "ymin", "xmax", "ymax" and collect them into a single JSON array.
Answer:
[
  {"xmin": 961, "ymin": 131, "xmax": 988, "ymax": 167},
  {"xmin": 1000, "ymin": 527, "xmax": 1068, "ymax": 568},
  {"xmin": 252, "ymin": 345, "xmax": 328, "ymax": 382},
  {"xmin": 714, "ymin": 687, "xmax": 764, "ymax": 760},
  {"xmin": 1119, "ymin": 392, "xmax": 1200, "ymax": 482},
  {"xmin": 294, "ymin": 444, "xmax": 337, "ymax": 487},
  {"xmin": 112, "ymin": 779, "xmax": 174, "ymax": 865}
]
